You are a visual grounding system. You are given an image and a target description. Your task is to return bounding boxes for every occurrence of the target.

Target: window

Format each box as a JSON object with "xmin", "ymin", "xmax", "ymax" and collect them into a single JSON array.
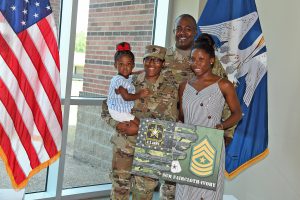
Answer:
[
  {"xmin": 62, "ymin": 0, "xmax": 156, "ymax": 190},
  {"xmin": 0, "ymin": 0, "xmax": 167, "ymax": 199},
  {"xmin": 23, "ymin": 0, "xmax": 159, "ymax": 199}
]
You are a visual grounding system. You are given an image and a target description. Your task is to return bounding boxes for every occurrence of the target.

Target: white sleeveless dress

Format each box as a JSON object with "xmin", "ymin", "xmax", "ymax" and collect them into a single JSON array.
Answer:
[{"xmin": 175, "ymin": 80, "xmax": 225, "ymax": 200}]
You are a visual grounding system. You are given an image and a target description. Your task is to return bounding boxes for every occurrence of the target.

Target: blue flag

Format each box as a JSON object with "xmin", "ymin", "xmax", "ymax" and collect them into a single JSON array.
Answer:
[{"xmin": 197, "ymin": 0, "xmax": 268, "ymax": 179}]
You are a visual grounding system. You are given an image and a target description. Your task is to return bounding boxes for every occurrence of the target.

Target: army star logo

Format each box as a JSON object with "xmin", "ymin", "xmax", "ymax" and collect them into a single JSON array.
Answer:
[
  {"xmin": 145, "ymin": 123, "xmax": 164, "ymax": 146},
  {"xmin": 190, "ymin": 137, "xmax": 216, "ymax": 177},
  {"xmin": 150, "ymin": 128, "xmax": 159, "ymax": 138}
]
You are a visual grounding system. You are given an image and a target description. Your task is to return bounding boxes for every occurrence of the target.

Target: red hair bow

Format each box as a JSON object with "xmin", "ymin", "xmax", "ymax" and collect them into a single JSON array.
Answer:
[{"xmin": 116, "ymin": 42, "xmax": 131, "ymax": 51}]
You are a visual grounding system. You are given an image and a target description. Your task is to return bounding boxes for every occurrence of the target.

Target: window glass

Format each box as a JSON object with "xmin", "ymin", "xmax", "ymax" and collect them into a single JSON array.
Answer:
[
  {"xmin": 62, "ymin": 105, "xmax": 113, "ymax": 188},
  {"xmin": 73, "ymin": 0, "xmax": 155, "ymax": 98},
  {"xmin": 63, "ymin": 0, "xmax": 155, "ymax": 189}
]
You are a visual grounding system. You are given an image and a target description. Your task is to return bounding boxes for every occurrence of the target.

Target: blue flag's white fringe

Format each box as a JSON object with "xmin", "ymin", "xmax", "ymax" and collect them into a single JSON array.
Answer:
[{"xmin": 197, "ymin": 0, "xmax": 268, "ymax": 178}]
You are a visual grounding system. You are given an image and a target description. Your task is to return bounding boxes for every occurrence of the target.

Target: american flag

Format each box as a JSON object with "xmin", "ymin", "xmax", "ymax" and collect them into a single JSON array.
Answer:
[{"xmin": 0, "ymin": 0, "xmax": 62, "ymax": 189}]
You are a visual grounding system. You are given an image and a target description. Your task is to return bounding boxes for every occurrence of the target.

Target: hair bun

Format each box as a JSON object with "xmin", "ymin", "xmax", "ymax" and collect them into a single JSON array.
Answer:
[
  {"xmin": 116, "ymin": 42, "xmax": 131, "ymax": 51},
  {"xmin": 195, "ymin": 33, "xmax": 215, "ymax": 47}
]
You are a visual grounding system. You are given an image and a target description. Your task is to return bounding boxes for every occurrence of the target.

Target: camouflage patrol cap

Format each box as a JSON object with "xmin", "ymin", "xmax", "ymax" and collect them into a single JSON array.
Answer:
[{"xmin": 143, "ymin": 45, "xmax": 167, "ymax": 60}]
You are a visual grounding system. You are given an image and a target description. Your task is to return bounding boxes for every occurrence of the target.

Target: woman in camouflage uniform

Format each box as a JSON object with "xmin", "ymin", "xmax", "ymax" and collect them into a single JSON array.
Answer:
[
  {"xmin": 107, "ymin": 45, "xmax": 179, "ymax": 200},
  {"xmin": 103, "ymin": 14, "xmax": 235, "ymax": 200}
]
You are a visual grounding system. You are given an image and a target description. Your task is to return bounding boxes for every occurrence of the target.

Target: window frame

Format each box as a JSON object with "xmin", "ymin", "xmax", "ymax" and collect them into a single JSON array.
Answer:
[{"xmin": 24, "ymin": 0, "xmax": 170, "ymax": 199}]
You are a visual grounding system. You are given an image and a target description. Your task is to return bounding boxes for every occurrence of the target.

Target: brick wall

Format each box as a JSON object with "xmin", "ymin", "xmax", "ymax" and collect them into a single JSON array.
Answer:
[
  {"xmin": 82, "ymin": 0, "xmax": 155, "ymax": 96},
  {"xmin": 48, "ymin": 0, "xmax": 155, "ymax": 176},
  {"xmin": 73, "ymin": 0, "xmax": 155, "ymax": 172},
  {"xmin": 73, "ymin": 104, "xmax": 114, "ymax": 170}
]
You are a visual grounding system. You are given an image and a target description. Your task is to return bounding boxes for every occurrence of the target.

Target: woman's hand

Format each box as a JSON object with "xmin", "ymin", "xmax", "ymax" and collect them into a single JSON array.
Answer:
[
  {"xmin": 137, "ymin": 88, "xmax": 150, "ymax": 98},
  {"xmin": 215, "ymin": 123, "xmax": 224, "ymax": 130},
  {"xmin": 116, "ymin": 121, "xmax": 139, "ymax": 136}
]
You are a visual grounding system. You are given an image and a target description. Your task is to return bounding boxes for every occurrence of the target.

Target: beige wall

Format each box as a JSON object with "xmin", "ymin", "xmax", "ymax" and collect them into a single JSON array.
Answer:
[{"xmin": 167, "ymin": 0, "xmax": 300, "ymax": 199}]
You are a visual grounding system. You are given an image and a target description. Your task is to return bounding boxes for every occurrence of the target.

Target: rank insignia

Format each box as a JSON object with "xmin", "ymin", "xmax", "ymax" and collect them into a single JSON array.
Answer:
[{"xmin": 190, "ymin": 137, "xmax": 216, "ymax": 177}]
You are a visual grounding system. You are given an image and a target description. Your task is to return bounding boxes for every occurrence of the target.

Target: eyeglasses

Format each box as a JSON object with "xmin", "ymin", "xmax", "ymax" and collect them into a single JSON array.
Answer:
[{"xmin": 144, "ymin": 57, "xmax": 163, "ymax": 64}]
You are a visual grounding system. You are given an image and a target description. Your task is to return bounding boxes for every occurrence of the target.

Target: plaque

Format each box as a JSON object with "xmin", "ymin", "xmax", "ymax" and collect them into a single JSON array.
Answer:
[{"xmin": 132, "ymin": 118, "xmax": 224, "ymax": 191}]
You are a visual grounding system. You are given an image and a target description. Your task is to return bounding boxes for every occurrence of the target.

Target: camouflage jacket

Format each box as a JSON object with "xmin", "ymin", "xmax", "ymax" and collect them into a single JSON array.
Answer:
[
  {"xmin": 132, "ymin": 71, "xmax": 178, "ymax": 122},
  {"xmin": 163, "ymin": 46, "xmax": 194, "ymax": 85},
  {"xmin": 212, "ymin": 57, "xmax": 228, "ymax": 79},
  {"xmin": 163, "ymin": 46, "xmax": 227, "ymax": 84},
  {"xmin": 102, "ymin": 71, "xmax": 179, "ymax": 154}
]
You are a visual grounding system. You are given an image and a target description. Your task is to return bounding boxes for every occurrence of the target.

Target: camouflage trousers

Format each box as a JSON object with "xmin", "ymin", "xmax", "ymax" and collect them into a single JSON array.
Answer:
[
  {"xmin": 110, "ymin": 145, "xmax": 133, "ymax": 200},
  {"xmin": 131, "ymin": 175, "xmax": 158, "ymax": 200},
  {"xmin": 160, "ymin": 181, "xmax": 176, "ymax": 200},
  {"xmin": 110, "ymin": 140, "xmax": 158, "ymax": 200},
  {"xmin": 110, "ymin": 135, "xmax": 176, "ymax": 200}
]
